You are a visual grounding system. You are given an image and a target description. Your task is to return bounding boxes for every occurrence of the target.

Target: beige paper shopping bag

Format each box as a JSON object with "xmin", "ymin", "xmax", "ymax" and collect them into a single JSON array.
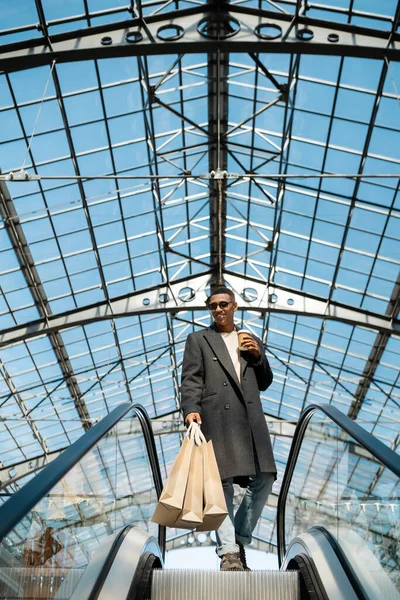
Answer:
[
  {"xmin": 174, "ymin": 442, "xmax": 204, "ymax": 529},
  {"xmin": 151, "ymin": 433, "xmax": 195, "ymax": 527},
  {"xmin": 197, "ymin": 440, "xmax": 227, "ymax": 531}
]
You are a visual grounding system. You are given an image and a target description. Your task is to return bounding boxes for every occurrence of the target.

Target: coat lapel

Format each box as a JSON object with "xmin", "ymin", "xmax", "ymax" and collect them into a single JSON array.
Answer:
[{"xmin": 203, "ymin": 325, "xmax": 242, "ymax": 389}]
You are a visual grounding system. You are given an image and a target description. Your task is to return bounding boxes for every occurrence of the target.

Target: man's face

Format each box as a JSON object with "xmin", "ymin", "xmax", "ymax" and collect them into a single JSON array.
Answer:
[{"xmin": 208, "ymin": 293, "xmax": 237, "ymax": 331}]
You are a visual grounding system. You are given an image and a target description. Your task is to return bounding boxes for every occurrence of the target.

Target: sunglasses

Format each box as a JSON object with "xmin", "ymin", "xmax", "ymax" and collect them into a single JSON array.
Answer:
[{"xmin": 208, "ymin": 301, "xmax": 233, "ymax": 311}]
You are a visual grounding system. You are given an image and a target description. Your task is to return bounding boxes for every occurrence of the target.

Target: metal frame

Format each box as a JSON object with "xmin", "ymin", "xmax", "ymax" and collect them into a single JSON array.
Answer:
[
  {"xmin": 0, "ymin": 447, "xmax": 64, "ymax": 490},
  {"xmin": 0, "ymin": 181, "xmax": 91, "ymax": 431},
  {"xmin": 1, "ymin": 6, "xmax": 400, "ymax": 74},
  {"xmin": 0, "ymin": 271, "xmax": 398, "ymax": 348},
  {"xmin": 349, "ymin": 272, "xmax": 400, "ymax": 420}
]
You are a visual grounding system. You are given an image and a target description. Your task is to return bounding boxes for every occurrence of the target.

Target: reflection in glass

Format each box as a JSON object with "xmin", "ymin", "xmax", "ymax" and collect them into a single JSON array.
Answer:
[
  {"xmin": 0, "ymin": 409, "xmax": 158, "ymax": 599},
  {"xmin": 284, "ymin": 413, "xmax": 400, "ymax": 599}
]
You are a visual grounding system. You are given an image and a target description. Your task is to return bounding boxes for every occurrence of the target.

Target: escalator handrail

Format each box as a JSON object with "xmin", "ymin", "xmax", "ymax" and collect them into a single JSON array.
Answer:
[
  {"xmin": 277, "ymin": 402, "xmax": 400, "ymax": 565},
  {"xmin": 133, "ymin": 404, "xmax": 166, "ymax": 557},
  {"xmin": 0, "ymin": 402, "xmax": 132, "ymax": 541},
  {"xmin": 133, "ymin": 404, "xmax": 163, "ymax": 499}
]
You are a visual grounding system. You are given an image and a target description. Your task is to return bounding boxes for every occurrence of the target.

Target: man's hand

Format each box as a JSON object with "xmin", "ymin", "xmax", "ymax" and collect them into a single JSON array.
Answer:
[
  {"xmin": 240, "ymin": 334, "xmax": 261, "ymax": 358},
  {"xmin": 185, "ymin": 412, "xmax": 202, "ymax": 427}
]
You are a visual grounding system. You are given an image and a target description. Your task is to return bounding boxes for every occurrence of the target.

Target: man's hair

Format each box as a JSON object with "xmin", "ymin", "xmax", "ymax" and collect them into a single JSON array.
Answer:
[{"xmin": 206, "ymin": 285, "xmax": 235, "ymax": 305}]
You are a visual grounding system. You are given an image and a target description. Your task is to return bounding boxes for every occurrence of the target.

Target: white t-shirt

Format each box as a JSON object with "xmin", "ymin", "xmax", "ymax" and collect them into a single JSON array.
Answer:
[{"xmin": 220, "ymin": 330, "xmax": 241, "ymax": 382}]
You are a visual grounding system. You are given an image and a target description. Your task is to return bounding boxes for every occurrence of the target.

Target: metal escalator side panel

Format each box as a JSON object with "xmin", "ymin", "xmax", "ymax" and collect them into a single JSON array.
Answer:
[
  {"xmin": 61, "ymin": 536, "xmax": 117, "ymax": 600},
  {"xmin": 282, "ymin": 530, "xmax": 360, "ymax": 600},
  {"xmin": 312, "ymin": 526, "xmax": 400, "ymax": 600},
  {"xmin": 95, "ymin": 526, "xmax": 162, "ymax": 600},
  {"xmin": 151, "ymin": 570, "xmax": 300, "ymax": 600}
]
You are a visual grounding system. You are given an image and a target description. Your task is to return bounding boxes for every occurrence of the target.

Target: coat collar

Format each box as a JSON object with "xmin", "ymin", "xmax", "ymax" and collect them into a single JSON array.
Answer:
[{"xmin": 203, "ymin": 323, "xmax": 246, "ymax": 390}]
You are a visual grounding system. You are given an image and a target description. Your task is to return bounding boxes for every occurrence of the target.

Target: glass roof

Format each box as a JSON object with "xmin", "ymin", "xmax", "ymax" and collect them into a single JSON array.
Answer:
[{"xmin": 0, "ymin": 0, "xmax": 399, "ymax": 554}]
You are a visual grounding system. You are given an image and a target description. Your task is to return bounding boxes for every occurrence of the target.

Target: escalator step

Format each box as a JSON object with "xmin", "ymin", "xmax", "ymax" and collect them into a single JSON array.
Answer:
[
  {"xmin": 151, "ymin": 569, "xmax": 300, "ymax": 600},
  {"xmin": 0, "ymin": 567, "xmax": 85, "ymax": 599}
]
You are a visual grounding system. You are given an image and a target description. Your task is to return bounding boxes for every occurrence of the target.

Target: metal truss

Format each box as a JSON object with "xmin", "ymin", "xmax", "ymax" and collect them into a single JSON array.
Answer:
[
  {"xmin": 48, "ymin": 62, "xmax": 138, "ymax": 421},
  {"xmin": 261, "ymin": 42, "xmax": 299, "ymax": 417},
  {"xmin": 137, "ymin": 53, "xmax": 184, "ymax": 415},
  {"xmin": 1, "ymin": 5, "xmax": 400, "ymax": 74},
  {"xmin": 349, "ymin": 272, "xmax": 400, "ymax": 420},
  {"xmin": 291, "ymin": 54, "xmax": 400, "ymax": 423},
  {"xmin": 208, "ymin": 43, "xmax": 228, "ymax": 288},
  {"xmin": 0, "ymin": 271, "xmax": 398, "ymax": 349},
  {"xmin": 0, "ymin": 412, "xmax": 296, "ymax": 491},
  {"xmin": 0, "ymin": 359, "xmax": 49, "ymax": 456},
  {"xmin": 341, "ymin": 54, "xmax": 400, "ymax": 421},
  {"xmin": 0, "ymin": 181, "xmax": 91, "ymax": 431},
  {"xmin": 0, "ymin": 447, "xmax": 63, "ymax": 491},
  {"xmin": 0, "ymin": 411, "xmax": 295, "ymax": 490}
]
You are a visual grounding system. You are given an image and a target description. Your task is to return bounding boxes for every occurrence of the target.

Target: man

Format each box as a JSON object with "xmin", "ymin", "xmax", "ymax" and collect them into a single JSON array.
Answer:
[{"xmin": 180, "ymin": 285, "xmax": 276, "ymax": 571}]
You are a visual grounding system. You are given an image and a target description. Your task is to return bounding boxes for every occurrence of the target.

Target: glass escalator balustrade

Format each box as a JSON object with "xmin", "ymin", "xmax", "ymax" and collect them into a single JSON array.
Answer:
[
  {"xmin": 284, "ymin": 411, "xmax": 400, "ymax": 600},
  {"xmin": 0, "ymin": 408, "xmax": 159, "ymax": 600}
]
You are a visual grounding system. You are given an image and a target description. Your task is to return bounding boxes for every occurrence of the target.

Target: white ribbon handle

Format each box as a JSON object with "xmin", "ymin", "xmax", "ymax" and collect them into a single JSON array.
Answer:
[{"xmin": 186, "ymin": 421, "xmax": 206, "ymax": 446}]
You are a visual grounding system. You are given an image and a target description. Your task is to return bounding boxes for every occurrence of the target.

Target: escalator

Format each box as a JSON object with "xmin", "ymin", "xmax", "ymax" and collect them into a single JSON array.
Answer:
[
  {"xmin": 0, "ymin": 403, "xmax": 164, "ymax": 600},
  {"xmin": 0, "ymin": 402, "xmax": 399, "ymax": 600}
]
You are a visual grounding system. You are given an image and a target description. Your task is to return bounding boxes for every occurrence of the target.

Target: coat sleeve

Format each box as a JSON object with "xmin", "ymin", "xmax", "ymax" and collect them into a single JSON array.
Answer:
[
  {"xmin": 252, "ymin": 337, "xmax": 273, "ymax": 391},
  {"xmin": 180, "ymin": 333, "xmax": 204, "ymax": 421}
]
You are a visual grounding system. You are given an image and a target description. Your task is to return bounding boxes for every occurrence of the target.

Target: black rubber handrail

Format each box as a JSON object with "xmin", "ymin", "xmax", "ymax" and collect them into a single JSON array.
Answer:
[
  {"xmin": 277, "ymin": 402, "xmax": 400, "ymax": 566},
  {"xmin": 87, "ymin": 525, "xmax": 132, "ymax": 600},
  {"xmin": 0, "ymin": 402, "xmax": 166, "ymax": 559},
  {"xmin": 133, "ymin": 404, "xmax": 166, "ymax": 558}
]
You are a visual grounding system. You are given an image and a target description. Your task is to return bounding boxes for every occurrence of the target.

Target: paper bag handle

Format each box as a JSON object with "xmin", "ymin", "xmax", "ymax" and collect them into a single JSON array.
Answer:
[{"xmin": 186, "ymin": 421, "xmax": 206, "ymax": 446}]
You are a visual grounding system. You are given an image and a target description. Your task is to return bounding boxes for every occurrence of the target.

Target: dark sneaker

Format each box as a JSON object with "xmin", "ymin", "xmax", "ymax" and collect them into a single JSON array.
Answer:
[
  {"xmin": 220, "ymin": 552, "xmax": 244, "ymax": 571},
  {"xmin": 236, "ymin": 541, "xmax": 251, "ymax": 571}
]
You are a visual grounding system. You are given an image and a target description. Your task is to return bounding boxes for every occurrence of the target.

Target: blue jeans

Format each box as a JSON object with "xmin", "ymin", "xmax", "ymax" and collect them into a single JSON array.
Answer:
[{"xmin": 215, "ymin": 469, "xmax": 275, "ymax": 557}]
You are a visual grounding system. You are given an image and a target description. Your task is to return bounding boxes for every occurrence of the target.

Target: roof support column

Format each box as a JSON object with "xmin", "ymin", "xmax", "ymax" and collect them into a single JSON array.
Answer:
[{"xmin": 208, "ymin": 1, "xmax": 229, "ymax": 288}]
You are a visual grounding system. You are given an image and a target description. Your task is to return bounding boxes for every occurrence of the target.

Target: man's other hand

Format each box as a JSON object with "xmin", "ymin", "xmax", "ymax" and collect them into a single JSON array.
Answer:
[{"xmin": 185, "ymin": 412, "xmax": 202, "ymax": 426}]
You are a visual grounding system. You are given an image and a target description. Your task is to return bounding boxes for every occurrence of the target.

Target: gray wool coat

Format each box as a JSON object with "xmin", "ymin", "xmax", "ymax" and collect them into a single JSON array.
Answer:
[{"xmin": 180, "ymin": 323, "xmax": 277, "ymax": 482}]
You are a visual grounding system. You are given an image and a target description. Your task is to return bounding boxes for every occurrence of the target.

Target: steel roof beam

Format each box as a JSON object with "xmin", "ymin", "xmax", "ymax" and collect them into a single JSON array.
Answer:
[
  {"xmin": 0, "ymin": 271, "xmax": 398, "ymax": 348},
  {"xmin": 0, "ymin": 360, "xmax": 49, "ymax": 455},
  {"xmin": 208, "ymin": 1, "xmax": 229, "ymax": 288},
  {"xmin": 345, "ymin": 1, "xmax": 400, "ymax": 421},
  {"xmin": 1, "ymin": 5, "xmax": 400, "ymax": 74},
  {"xmin": 349, "ymin": 272, "xmax": 400, "ymax": 420},
  {"xmin": 0, "ymin": 182, "xmax": 91, "ymax": 430},
  {"xmin": 136, "ymin": 54, "xmax": 181, "ymax": 416},
  {"xmin": 0, "ymin": 448, "xmax": 64, "ymax": 491},
  {"xmin": 313, "ymin": 55, "xmax": 399, "ymax": 423}
]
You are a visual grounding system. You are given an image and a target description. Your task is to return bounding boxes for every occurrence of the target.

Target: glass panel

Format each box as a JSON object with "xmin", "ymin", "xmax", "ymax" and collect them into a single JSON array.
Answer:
[
  {"xmin": 284, "ymin": 411, "xmax": 400, "ymax": 600},
  {"xmin": 0, "ymin": 408, "xmax": 159, "ymax": 599}
]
